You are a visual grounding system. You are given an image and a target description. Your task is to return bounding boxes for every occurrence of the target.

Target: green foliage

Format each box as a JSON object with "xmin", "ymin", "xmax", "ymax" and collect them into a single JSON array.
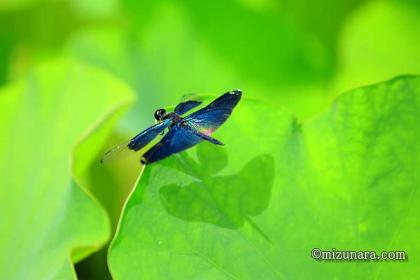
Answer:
[
  {"xmin": 335, "ymin": 0, "xmax": 420, "ymax": 93},
  {"xmin": 0, "ymin": 58, "xmax": 134, "ymax": 279},
  {"xmin": 0, "ymin": 0, "xmax": 419, "ymax": 279},
  {"xmin": 108, "ymin": 76, "xmax": 419, "ymax": 279}
]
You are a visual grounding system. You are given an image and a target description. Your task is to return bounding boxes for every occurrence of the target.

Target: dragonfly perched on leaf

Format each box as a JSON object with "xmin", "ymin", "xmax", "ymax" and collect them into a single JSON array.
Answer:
[{"xmin": 101, "ymin": 89, "xmax": 242, "ymax": 165}]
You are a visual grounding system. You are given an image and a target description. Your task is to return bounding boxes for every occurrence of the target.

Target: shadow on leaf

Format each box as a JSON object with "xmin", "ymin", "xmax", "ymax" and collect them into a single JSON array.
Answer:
[{"xmin": 158, "ymin": 142, "xmax": 275, "ymax": 241}]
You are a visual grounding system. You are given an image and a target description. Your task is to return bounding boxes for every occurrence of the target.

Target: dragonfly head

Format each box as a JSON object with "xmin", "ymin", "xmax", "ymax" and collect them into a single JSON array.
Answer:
[{"xmin": 154, "ymin": 108, "xmax": 167, "ymax": 121}]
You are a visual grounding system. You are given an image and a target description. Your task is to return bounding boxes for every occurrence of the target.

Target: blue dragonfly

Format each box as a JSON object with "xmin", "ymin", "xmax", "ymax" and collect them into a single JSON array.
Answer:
[{"xmin": 101, "ymin": 90, "xmax": 242, "ymax": 164}]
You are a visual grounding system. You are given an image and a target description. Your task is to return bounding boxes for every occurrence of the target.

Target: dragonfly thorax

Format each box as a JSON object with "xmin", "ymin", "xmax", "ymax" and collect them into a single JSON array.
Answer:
[
  {"xmin": 168, "ymin": 112, "xmax": 185, "ymax": 126},
  {"xmin": 156, "ymin": 110, "xmax": 184, "ymax": 126}
]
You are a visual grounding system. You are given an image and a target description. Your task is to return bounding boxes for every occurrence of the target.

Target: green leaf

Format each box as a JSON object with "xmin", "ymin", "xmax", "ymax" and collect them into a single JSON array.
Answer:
[
  {"xmin": 0, "ymin": 0, "xmax": 35, "ymax": 12},
  {"xmin": 0, "ymin": 58, "xmax": 134, "ymax": 279},
  {"xmin": 108, "ymin": 76, "xmax": 419, "ymax": 279},
  {"xmin": 335, "ymin": 0, "xmax": 420, "ymax": 93}
]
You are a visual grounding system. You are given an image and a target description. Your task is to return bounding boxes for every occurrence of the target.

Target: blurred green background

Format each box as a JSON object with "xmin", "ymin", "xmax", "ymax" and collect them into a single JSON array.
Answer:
[{"xmin": 0, "ymin": 0, "xmax": 419, "ymax": 279}]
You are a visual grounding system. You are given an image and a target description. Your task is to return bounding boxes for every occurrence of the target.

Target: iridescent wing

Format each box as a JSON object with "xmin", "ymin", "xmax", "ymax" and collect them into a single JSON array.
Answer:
[
  {"xmin": 174, "ymin": 94, "xmax": 202, "ymax": 115},
  {"xmin": 141, "ymin": 125, "xmax": 203, "ymax": 164},
  {"xmin": 100, "ymin": 119, "xmax": 171, "ymax": 163},
  {"xmin": 184, "ymin": 89, "xmax": 242, "ymax": 135},
  {"xmin": 191, "ymin": 128, "xmax": 224, "ymax": 145},
  {"xmin": 174, "ymin": 100, "xmax": 202, "ymax": 115},
  {"xmin": 128, "ymin": 119, "xmax": 171, "ymax": 151}
]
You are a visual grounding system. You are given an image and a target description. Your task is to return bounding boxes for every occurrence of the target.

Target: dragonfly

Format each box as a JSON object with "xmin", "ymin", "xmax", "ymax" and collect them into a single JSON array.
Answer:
[{"xmin": 101, "ymin": 89, "xmax": 242, "ymax": 165}]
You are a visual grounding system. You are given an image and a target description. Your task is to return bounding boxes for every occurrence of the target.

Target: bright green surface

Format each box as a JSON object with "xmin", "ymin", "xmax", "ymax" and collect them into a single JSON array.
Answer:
[
  {"xmin": 109, "ymin": 76, "xmax": 419, "ymax": 279},
  {"xmin": 1, "ymin": 0, "xmax": 419, "ymax": 278},
  {"xmin": 335, "ymin": 0, "xmax": 420, "ymax": 93},
  {"xmin": 0, "ymin": 58, "xmax": 134, "ymax": 279}
]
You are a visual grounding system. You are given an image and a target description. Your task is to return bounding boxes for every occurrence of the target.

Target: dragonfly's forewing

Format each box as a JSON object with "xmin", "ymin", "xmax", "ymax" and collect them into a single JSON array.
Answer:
[
  {"xmin": 175, "ymin": 94, "xmax": 203, "ymax": 115},
  {"xmin": 184, "ymin": 90, "xmax": 242, "ymax": 135}
]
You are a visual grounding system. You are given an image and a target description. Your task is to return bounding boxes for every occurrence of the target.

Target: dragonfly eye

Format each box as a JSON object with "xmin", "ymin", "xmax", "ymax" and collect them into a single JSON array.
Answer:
[{"xmin": 154, "ymin": 108, "xmax": 166, "ymax": 121}]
